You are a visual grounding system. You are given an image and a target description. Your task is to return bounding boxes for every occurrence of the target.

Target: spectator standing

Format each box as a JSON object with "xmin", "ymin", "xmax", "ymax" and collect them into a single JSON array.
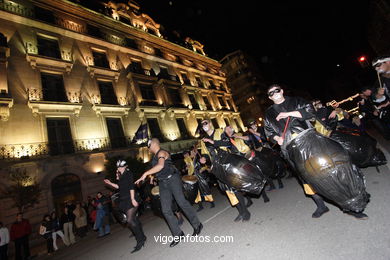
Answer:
[
  {"xmin": 39, "ymin": 215, "xmax": 54, "ymax": 255},
  {"xmin": 0, "ymin": 221, "xmax": 10, "ymax": 260},
  {"xmin": 10, "ymin": 213, "xmax": 31, "ymax": 260},
  {"xmin": 95, "ymin": 192, "xmax": 111, "ymax": 238},
  {"xmin": 60, "ymin": 207, "xmax": 75, "ymax": 245},
  {"xmin": 50, "ymin": 211, "xmax": 68, "ymax": 250},
  {"xmin": 73, "ymin": 202, "xmax": 88, "ymax": 238}
]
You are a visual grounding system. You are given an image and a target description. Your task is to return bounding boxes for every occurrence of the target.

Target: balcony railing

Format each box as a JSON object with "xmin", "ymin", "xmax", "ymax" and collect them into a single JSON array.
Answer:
[
  {"xmin": 0, "ymin": 0, "xmax": 34, "ymax": 18},
  {"xmin": 0, "ymin": 142, "xmax": 49, "ymax": 160},
  {"xmin": 0, "ymin": 137, "xmax": 197, "ymax": 161}
]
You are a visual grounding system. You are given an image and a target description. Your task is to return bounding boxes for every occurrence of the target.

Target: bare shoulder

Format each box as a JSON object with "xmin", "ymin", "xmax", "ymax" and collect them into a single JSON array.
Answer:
[{"xmin": 157, "ymin": 150, "xmax": 169, "ymax": 159}]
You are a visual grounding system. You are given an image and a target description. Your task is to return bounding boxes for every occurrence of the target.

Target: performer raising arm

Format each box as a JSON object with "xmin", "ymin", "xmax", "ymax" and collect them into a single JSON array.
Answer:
[{"xmin": 135, "ymin": 138, "xmax": 203, "ymax": 247}]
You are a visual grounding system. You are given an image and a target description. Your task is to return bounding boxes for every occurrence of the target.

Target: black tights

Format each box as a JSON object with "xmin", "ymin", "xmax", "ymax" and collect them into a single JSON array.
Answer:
[{"xmin": 126, "ymin": 207, "xmax": 145, "ymax": 243}]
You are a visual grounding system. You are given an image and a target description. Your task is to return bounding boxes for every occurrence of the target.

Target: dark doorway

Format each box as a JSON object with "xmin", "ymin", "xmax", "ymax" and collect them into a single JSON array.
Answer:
[
  {"xmin": 176, "ymin": 118, "xmax": 189, "ymax": 139},
  {"xmin": 147, "ymin": 118, "xmax": 164, "ymax": 141},
  {"xmin": 51, "ymin": 173, "xmax": 82, "ymax": 215}
]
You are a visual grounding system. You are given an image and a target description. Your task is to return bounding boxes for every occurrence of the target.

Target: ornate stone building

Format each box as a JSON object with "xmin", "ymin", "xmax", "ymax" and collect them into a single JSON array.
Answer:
[
  {"xmin": 0, "ymin": 0, "xmax": 243, "ymax": 233},
  {"xmin": 220, "ymin": 50, "xmax": 269, "ymax": 126}
]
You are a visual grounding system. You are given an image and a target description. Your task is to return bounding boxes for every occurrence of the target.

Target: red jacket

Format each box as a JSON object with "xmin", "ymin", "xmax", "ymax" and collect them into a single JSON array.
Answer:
[{"xmin": 10, "ymin": 219, "xmax": 32, "ymax": 240}]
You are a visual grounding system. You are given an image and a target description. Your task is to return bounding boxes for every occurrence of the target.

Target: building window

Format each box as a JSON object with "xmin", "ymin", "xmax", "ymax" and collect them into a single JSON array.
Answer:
[
  {"xmin": 211, "ymin": 118, "xmax": 219, "ymax": 129},
  {"xmin": 209, "ymin": 79, "xmax": 217, "ymax": 89},
  {"xmin": 147, "ymin": 118, "xmax": 164, "ymax": 141},
  {"xmin": 139, "ymin": 84, "xmax": 156, "ymax": 102},
  {"xmin": 168, "ymin": 88, "xmax": 183, "ymax": 107},
  {"xmin": 218, "ymin": 96, "xmax": 226, "ymax": 108},
  {"xmin": 195, "ymin": 76, "xmax": 204, "ymax": 88},
  {"xmin": 128, "ymin": 60, "xmax": 144, "ymax": 74},
  {"xmin": 92, "ymin": 50, "xmax": 109, "ymax": 68},
  {"xmin": 224, "ymin": 118, "xmax": 230, "ymax": 127},
  {"xmin": 106, "ymin": 118, "xmax": 127, "ymax": 148},
  {"xmin": 41, "ymin": 73, "xmax": 67, "ymax": 102},
  {"xmin": 181, "ymin": 73, "xmax": 191, "ymax": 85},
  {"xmin": 188, "ymin": 93, "xmax": 199, "ymax": 109},
  {"xmin": 158, "ymin": 67, "xmax": 171, "ymax": 80},
  {"xmin": 46, "ymin": 118, "xmax": 74, "ymax": 155},
  {"xmin": 97, "ymin": 81, "xmax": 117, "ymax": 105},
  {"xmin": 203, "ymin": 96, "xmax": 212, "ymax": 110},
  {"xmin": 37, "ymin": 36, "xmax": 61, "ymax": 59},
  {"xmin": 176, "ymin": 118, "xmax": 189, "ymax": 139}
]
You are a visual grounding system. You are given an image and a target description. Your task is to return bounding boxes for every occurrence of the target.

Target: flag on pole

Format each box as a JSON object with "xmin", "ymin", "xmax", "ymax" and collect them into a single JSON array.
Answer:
[{"xmin": 132, "ymin": 123, "xmax": 149, "ymax": 144}]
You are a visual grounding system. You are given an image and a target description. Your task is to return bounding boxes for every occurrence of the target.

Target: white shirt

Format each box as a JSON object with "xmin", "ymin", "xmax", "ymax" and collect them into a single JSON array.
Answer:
[{"xmin": 0, "ymin": 227, "xmax": 10, "ymax": 246}]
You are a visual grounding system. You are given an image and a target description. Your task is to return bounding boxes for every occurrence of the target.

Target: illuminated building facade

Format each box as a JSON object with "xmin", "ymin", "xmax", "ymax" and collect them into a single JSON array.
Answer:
[
  {"xmin": 0, "ymin": 0, "xmax": 243, "ymax": 230},
  {"xmin": 220, "ymin": 50, "xmax": 269, "ymax": 126}
]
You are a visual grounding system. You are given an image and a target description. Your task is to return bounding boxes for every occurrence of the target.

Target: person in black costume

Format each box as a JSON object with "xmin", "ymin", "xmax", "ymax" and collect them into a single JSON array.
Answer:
[
  {"xmin": 200, "ymin": 120, "xmax": 252, "ymax": 222},
  {"xmin": 104, "ymin": 160, "xmax": 146, "ymax": 253},
  {"xmin": 135, "ymin": 138, "xmax": 203, "ymax": 248},
  {"xmin": 194, "ymin": 154, "xmax": 215, "ymax": 212},
  {"xmin": 264, "ymin": 84, "xmax": 368, "ymax": 219}
]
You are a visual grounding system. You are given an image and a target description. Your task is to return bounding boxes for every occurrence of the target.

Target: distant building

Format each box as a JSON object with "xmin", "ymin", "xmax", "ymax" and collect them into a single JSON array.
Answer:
[
  {"xmin": 367, "ymin": 0, "xmax": 390, "ymax": 55},
  {"xmin": 0, "ymin": 0, "xmax": 243, "ymax": 233},
  {"xmin": 220, "ymin": 50, "xmax": 270, "ymax": 127}
]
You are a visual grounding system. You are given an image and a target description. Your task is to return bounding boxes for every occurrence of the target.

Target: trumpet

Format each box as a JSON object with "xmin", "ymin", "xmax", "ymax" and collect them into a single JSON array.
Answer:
[{"xmin": 326, "ymin": 93, "xmax": 360, "ymax": 107}]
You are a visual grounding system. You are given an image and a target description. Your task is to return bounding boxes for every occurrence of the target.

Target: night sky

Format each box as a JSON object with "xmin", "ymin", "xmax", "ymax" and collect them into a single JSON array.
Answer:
[{"xmin": 139, "ymin": 0, "xmax": 378, "ymax": 102}]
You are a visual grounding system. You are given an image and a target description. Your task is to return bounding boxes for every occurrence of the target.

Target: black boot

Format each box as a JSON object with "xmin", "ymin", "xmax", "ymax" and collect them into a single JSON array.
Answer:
[
  {"xmin": 345, "ymin": 211, "xmax": 368, "ymax": 220},
  {"xmin": 262, "ymin": 191, "xmax": 270, "ymax": 203},
  {"xmin": 170, "ymin": 232, "xmax": 185, "ymax": 247},
  {"xmin": 197, "ymin": 202, "xmax": 204, "ymax": 212},
  {"xmin": 131, "ymin": 236, "xmax": 146, "ymax": 253},
  {"xmin": 311, "ymin": 194, "xmax": 329, "ymax": 218},
  {"xmin": 234, "ymin": 203, "xmax": 244, "ymax": 222},
  {"xmin": 209, "ymin": 201, "xmax": 215, "ymax": 208}
]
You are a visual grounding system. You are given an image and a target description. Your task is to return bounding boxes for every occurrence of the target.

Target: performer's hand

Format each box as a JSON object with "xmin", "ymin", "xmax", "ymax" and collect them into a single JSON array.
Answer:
[
  {"xmin": 149, "ymin": 176, "xmax": 154, "ymax": 185},
  {"xmin": 328, "ymin": 110, "xmax": 337, "ymax": 119},
  {"xmin": 103, "ymin": 179, "xmax": 112, "ymax": 185},
  {"xmin": 202, "ymin": 138, "xmax": 214, "ymax": 144},
  {"xmin": 135, "ymin": 175, "xmax": 146, "ymax": 185},
  {"xmin": 274, "ymin": 136, "xmax": 284, "ymax": 146},
  {"xmin": 373, "ymin": 110, "xmax": 379, "ymax": 116},
  {"xmin": 276, "ymin": 112, "xmax": 290, "ymax": 121},
  {"xmin": 132, "ymin": 199, "xmax": 139, "ymax": 207}
]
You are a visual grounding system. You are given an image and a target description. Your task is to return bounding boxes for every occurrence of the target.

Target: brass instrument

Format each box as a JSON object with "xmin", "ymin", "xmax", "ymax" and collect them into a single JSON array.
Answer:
[{"xmin": 326, "ymin": 93, "xmax": 360, "ymax": 107}]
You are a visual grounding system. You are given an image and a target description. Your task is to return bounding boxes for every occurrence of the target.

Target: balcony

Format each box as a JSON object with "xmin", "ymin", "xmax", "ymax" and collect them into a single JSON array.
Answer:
[
  {"xmin": 0, "ymin": 0, "xmax": 34, "ymax": 18},
  {"xmin": 25, "ymin": 53, "xmax": 73, "ymax": 74},
  {"xmin": 0, "ymin": 137, "xmax": 197, "ymax": 161}
]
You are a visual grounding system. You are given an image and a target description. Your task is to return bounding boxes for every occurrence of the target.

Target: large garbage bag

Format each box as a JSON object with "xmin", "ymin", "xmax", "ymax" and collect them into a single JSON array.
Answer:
[
  {"xmin": 329, "ymin": 128, "xmax": 387, "ymax": 168},
  {"xmin": 213, "ymin": 150, "xmax": 267, "ymax": 195},
  {"xmin": 253, "ymin": 147, "xmax": 287, "ymax": 179},
  {"xmin": 286, "ymin": 128, "xmax": 370, "ymax": 212}
]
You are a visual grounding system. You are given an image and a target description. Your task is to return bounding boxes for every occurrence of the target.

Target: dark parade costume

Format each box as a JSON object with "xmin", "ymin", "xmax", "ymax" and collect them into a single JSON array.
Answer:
[
  {"xmin": 200, "ymin": 128, "xmax": 267, "ymax": 221},
  {"xmin": 264, "ymin": 96, "xmax": 370, "ymax": 216},
  {"xmin": 151, "ymin": 149, "xmax": 202, "ymax": 240},
  {"xmin": 194, "ymin": 157, "xmax": 215, "ymax": 211},
  {"xmin": 117, "ymin": 167, "xmax": 146, "ymax": 253},
  {"xmin": 312, "ymin": 106, "xmax": 387, "ymax": 168}
]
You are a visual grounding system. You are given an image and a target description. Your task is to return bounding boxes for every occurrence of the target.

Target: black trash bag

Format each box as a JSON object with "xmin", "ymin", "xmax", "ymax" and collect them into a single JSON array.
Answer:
[
  {"xmin": 253, "ymin": 147, "xmax": 287, "ymax": 179},
  {"xmin": 213, "ymin": 150, "xmax": 267, "ymax": 195},
  {"xmin": 182, "ymin": 177, "xmax": 199, "ymax": 204},
  {"xmin": 329, "ymin": 129, "xmax": 387, "ymax": 168},
  {"xmin": 286, "ymin": 128, "xmax": 370, "ymax": 212}
]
